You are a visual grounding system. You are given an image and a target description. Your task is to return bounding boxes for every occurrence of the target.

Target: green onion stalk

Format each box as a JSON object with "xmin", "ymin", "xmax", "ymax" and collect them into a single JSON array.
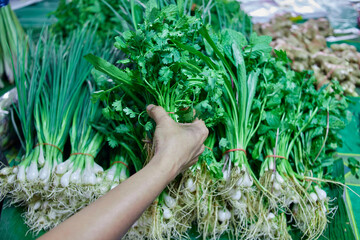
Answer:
[
  {"xmin": 0, "ymin": 33, "xmax": 47, "ymax": 204},
  {"xmin": 0, "ymin": 4, "xmax": 26, "ymax": 87}
]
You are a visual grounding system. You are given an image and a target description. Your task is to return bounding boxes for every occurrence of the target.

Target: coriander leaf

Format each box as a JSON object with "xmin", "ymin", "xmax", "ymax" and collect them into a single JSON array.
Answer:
[
  {"xmin": 115, "ymin": 124, "xmax": 130, "ymax": 134},
  {"xmin": 159, "ymin": 66, "xmax": 173, "ymax": 85},
  {"xmin": 107, "ymin": 136, "xmax": 119, "ymax": 148},
  {"xmin": 112, "ymin": 100, "xmax": 123, "ymax": 112},
  {"xmin": 219, "ymin": 138, "xmax": 230, "ymax": 149},
  {"xmin": 123, "ymin": 107, "xmax": 137, "ymax": 118},
  {"xmin": 144, "ymin": 121, "xmax": 153, "ymax": 131}
]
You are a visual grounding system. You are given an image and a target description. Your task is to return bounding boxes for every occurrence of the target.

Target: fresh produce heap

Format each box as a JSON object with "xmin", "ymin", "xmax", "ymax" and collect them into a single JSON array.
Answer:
[
  {"xmin": 0, "ymin": 1, "xmax": 351, "ymax": 239},
  {"xmin": 254, "ymin": 15, "xmax": 360, "ymax": 96},
  {"xmin": 0, "ymin": 3, "xmax": 26, "ymax": 88},
  {"xmin": 86, "ymin": 2, "xmax": 349, "ymax": 239}
]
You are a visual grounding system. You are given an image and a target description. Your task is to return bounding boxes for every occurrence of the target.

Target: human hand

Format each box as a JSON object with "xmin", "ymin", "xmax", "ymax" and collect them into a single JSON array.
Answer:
[{"xmin": 146, "ymin": 104, "xmax": 209, "ymax": 175}]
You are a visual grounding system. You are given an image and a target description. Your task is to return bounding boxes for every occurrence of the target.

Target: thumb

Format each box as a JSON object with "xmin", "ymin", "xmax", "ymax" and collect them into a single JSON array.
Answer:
[{"xmin": 146, "ymin": 104, "xmax": 171, "ymax": 124}]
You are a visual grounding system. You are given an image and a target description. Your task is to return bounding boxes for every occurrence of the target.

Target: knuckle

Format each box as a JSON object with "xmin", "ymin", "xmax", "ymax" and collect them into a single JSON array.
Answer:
[{"xmin": 200, "ymin": 125, "xmax": 209, "ymax": 136}]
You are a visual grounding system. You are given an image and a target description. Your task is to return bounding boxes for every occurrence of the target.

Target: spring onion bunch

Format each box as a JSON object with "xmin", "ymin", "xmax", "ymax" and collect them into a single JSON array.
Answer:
[
  {"xmin": 31, "ymin": 28, "xmax": 97, "ymax": 192},
  {"xmin": 0, "ymin": 26, "xmax": 116, "ymax": 233},
  {"xmin": 53, "ymin": 87, "xmax": 104, "ymax": 197},
  {"xmin": 0, "ymin": 32, "xmax": 48, "ymax": 204}
]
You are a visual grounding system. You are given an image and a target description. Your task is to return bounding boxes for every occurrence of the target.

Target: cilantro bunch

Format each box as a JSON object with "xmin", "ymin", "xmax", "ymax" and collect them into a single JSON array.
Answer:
[{"xmin": 86, "ymin": 3, "xmax": 226, "ymax": 132}]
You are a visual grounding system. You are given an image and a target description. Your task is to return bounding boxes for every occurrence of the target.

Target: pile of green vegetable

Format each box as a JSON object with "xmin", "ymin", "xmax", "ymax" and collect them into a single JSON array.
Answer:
[
  {"xmin": 85, "ymin": 2, "xmax": 349, "ymax": 239},
  {"xmin": 0, "ymin": 1, "xmax": 352, "ymax": 239}
]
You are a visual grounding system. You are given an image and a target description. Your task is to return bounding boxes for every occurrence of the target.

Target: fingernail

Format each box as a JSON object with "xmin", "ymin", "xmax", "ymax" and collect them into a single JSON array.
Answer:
[{"xmin": 146, "ymin": 104, "xmax": 155, "ymax": 111}]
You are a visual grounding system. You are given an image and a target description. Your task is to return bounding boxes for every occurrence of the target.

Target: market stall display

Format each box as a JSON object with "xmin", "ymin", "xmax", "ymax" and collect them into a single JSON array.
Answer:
[{"xmin": 0, "ymin": 0, "xmax": 359, "ymax": 239}]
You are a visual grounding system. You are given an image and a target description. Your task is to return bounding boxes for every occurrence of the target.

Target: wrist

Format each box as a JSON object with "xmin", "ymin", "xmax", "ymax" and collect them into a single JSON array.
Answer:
[{"xmin": 148, "ymin": 153, "xmax": 179, "ymax": 180}]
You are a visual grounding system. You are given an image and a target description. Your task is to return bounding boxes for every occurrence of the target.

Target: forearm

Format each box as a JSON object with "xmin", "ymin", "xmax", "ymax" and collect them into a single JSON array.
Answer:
[{"xmin": 39, "ymin": 154, "xmax": 178, "ymax": 240}]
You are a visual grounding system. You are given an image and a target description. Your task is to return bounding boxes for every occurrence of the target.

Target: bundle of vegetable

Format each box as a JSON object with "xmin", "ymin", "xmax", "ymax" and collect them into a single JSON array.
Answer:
[
  {"xmin": 249, "ymin": 52, "xmax": 349, "ymax": 239},
  {"xmin": 86, "ymin": 2, "xmax": 227, "ymax": 239},
  {"xmin": 181, "ymin": 28, "xmax": 274, "ymax": 238},
  {"xmin": 25, "ymin": 89, "xmax": 111, "ymax": 233},
  {"xmin": 0, "ymin": 33, "xmax": 48, "ymax": 204},
  {"xmin": 88, "ymin": 3, "xmax": 225, "ymax": 124},
  {"xmin": 0, "ymin": 26, "xmax": 98, "ymax": 209},
  {"xmin": 53, "ymin": 87, "xmax": 104, "ymax": 197},
  {"xmin": 0, "ymin": 3, "xmax": 26, "ymax": 87},
  {"xmin": 256, "ymin": 95, "xmax": 325, "ymax": 239},
  {"xmin": 28, "ymin": 28, "xmax": 97, "ymax": 201},
  {"xmin": 0, "ymin": 25, "xmax": 138, "ymax": 233},
  {"xmin": 174, "ymin": 26, "xmax": 350, "ymax": 239}
]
